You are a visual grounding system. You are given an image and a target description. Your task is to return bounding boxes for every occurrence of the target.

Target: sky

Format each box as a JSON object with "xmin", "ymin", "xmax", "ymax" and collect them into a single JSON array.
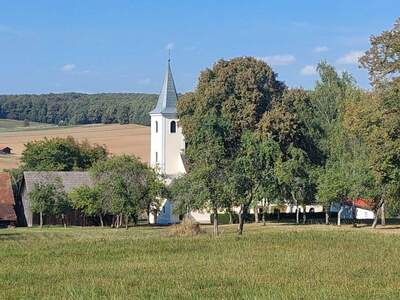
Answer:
[{"xmin": 0, "ymin": 0, "xmax": 399, "ymax": 95}]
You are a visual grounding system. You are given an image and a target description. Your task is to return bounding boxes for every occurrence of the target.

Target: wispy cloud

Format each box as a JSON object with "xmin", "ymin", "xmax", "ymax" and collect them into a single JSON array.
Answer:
[
  {"xmin": 300, "ymin": 65, "xmax": 317, "ymax": 76},
  {"xmin": 259, "ymin": 54, "xmax": 296, "ymax": 66},
  {"xmin": 336, "ymin": 50, "xmax": 364, "ymax": 65},
  {"xmin": 314, "ymin": 46, "xmax": 329, "ymax": 53},
  {"xmin": 61, "ymin": 64, "xmax": 76, "ymax": 72}
]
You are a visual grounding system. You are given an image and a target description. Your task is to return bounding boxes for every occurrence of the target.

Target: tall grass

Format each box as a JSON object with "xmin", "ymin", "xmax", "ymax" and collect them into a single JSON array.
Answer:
[{"xmin": 0, "ymin": 224, "xmax": 399, "ymax": 299}]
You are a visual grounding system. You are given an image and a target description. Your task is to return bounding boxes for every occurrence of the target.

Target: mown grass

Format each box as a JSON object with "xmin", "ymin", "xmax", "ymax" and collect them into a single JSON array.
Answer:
[
  {"xmin": 0, "ymin": 224, "xmax": 399, "ymax": 299},
  {"xmin": 0, "ymin": 118, "xmax": 56, "ymax": 132}
]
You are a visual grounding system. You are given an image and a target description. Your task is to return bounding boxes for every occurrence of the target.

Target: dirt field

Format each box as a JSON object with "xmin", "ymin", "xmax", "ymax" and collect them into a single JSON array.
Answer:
[{"xmin": 0, "ymin": 124, "xmax": 150, "ymax": 170}]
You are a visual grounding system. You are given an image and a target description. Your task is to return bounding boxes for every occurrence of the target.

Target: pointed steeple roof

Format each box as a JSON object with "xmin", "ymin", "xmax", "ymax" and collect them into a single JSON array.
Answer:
[{"xmin": 150, "ymin": 60, "xmax": 178, "ymax": 115}]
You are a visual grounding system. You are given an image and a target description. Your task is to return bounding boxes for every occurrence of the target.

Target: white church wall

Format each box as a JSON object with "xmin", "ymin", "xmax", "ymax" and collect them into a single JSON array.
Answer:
[
  {"xmin": 164, "ymin": 117, "xmax": 185, "ymax": 176},
  {"xmin": 150, "ymin": 114, "xmax": 165, "ymax": 171}
]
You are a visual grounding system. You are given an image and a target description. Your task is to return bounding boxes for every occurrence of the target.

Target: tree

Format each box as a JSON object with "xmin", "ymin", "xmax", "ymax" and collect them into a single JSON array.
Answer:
[
  {"xmin": 228, "ymin": 132, "xmax": 281, "ymax": 234},
  {"xmin": 21, "ymin": 136, "xmax": 107, "ymax": 171},
  {"xmin": 275, "ymin": 146, "xmax": 314, "ymax": 224},
  {"xmin": 177, "ymin": 57, "xmax": 285, "ymax": 235},
  {"xmin": 90, "ymin": 155, "xmax": 164, "ymax": 229},
  {"xmin": 360, "ymin": 18, "xmax": 400, "ymax": 85},
  {"xmin": 29, "ymin": 177, "xmax": 68, "ymax": 228},
  {"xmin": 69, "ymin": 185, "xmax": 107, "ymax": 227}
]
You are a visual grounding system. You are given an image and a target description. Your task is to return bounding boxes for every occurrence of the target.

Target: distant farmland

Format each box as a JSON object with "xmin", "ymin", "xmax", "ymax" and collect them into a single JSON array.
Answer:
[{"xmin": 0, "ymin": 123, "xmax": 150, "ymax": 170}]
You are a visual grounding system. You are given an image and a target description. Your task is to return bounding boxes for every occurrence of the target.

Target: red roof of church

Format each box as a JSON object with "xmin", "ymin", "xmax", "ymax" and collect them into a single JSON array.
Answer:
[{"xmin": 0, "ymin": 172, "xmax": 17, "ymax": 222}]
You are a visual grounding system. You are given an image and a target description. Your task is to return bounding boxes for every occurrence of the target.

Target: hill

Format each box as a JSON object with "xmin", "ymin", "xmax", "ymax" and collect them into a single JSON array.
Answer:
[
  {"xmin": 0, "ymin": 123, "xmax": 150, "ymax": 171},
  {"xmin": 0, "ymin": 92, "xmax": 157, "ymax": 126}
]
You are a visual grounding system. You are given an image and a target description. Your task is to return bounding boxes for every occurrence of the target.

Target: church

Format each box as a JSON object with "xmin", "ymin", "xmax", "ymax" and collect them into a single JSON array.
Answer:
[{"xmin": 148, "ymin": 60, "xmax": 211, "ymax": 224}]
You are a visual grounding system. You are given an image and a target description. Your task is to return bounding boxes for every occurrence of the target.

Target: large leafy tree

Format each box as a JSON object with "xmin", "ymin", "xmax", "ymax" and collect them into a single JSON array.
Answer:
[
  {"xmin": 21, "ymin": 136, "xmax": 107, "ymax": 171},
  {"xmin": 359, "ymin": 18, "xmax": 400, "ymax": 85},
  {"xmin": 228, "ymin": 132, "xmax": 282, "ymax": 234},
  {"xmin": 69, "ymin": 185, "xmax": 108, "ymax": 227},
  {"xmin": 177, "ymin": 57, "xmax": 285, "ymax": 235},
  {"xmin": 275, "ymin": 146, "xmax": 315, "ymax": 224},
  {"xmin": 29, "ymin": 177, "xmax": 68, "ymax": 228},
  {"xmin": 90, "ymin": 155, "xmax": 164, "ymax": 229}
]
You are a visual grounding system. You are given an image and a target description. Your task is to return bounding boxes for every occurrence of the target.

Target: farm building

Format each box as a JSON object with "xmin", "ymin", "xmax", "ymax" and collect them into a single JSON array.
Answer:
[
  {"xmin": 0, "ymin": 146, "xmax": 12, "ymax": 155},
  {"xmin": 0, "ymin": 172, "xmax": 17, "ymax": 226},
  {"xmin": 21, "ymin": 171, "xmax": 93, "ymax": 227}
]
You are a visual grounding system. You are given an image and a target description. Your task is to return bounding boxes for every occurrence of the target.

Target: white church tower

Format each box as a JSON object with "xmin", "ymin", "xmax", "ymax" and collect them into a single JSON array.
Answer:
[{"xmin": 149, "ymin": 59, "xmax": 186, "ymax": 224}]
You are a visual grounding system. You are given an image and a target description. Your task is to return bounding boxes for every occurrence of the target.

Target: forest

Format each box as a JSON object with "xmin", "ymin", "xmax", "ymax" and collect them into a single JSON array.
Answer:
[{"xmin": 0, "ymin": 92, "xmax": 157, "ymax": 126}]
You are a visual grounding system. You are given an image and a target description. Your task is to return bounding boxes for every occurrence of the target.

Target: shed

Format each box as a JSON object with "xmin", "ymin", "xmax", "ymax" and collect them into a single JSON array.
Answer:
[
  {"xmin": 0, "ymin": 172, "xmax": 17, "ymax": 225},
  {"xmin": 0, "ymin": 147, "xmax": 12, "ymax": 155},
  {"xmin": 21, "ymin": 171, "xmax": 93, "ymax": 227}
]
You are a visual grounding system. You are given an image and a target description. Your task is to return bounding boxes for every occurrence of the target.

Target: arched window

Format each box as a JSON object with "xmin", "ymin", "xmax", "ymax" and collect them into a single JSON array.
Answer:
[
  {"xmin": 155, "ymin": 121, "xmax": 158, "ymax": 133},
  {"xmin": 170, "ymin": 121, "xmax": 176, "ymax": 133}
]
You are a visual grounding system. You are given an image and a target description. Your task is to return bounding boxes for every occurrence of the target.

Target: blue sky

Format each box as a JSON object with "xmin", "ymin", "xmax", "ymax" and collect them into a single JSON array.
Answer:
[{"xmin": 0, "ymin": 0, "xmax": 398, "ymax": 94}]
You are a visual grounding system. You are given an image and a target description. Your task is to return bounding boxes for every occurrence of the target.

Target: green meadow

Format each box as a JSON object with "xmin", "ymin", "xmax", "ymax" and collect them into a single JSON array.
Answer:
[
  {"xmin": 0, "ymin": 119, "xmax": 56, "ymax": 132},
  {"xmin": 1, "ymin": 224, "xmax": 399, "ymax": 299}
]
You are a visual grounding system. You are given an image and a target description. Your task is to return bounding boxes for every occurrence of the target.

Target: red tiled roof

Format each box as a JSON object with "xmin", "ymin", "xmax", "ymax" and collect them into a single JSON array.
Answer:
[
  {"xmin": 0, "ymin": 172, "xmax": 17, "ymax": 221},
  {"xmin": 353, "ymin": 198, "xmax": 374, "ymax": 210}
]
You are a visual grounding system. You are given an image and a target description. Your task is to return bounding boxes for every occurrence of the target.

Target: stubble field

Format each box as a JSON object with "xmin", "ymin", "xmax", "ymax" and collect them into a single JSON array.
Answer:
[{"xmin": 0, "ymin": 123, "xmax": 150, "ymax": 170}]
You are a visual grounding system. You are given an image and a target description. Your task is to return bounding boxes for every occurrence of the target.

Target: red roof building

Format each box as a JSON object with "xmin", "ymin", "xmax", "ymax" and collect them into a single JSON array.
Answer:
[{"xmin": 0, "ymin": 172, "xmax": 17, "ymax": 224}]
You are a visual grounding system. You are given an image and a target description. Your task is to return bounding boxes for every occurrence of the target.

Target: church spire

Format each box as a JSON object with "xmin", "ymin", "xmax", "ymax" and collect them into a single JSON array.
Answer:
[{"xmin": 150, "ymin": 59, "xmax": 178, "ymax": 115}]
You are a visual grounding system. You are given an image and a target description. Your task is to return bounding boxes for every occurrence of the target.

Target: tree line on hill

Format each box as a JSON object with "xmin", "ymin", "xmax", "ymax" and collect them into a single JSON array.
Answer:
[{"xmin": 0, "ymin": 92, "xmax": 157, "ymax": 126}]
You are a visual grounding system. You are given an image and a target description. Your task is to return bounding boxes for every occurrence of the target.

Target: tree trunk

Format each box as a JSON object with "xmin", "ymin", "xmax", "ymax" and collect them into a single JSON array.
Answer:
[
  {"xmin": 125, "ymin": 215, "xmax": 129, "ymax": 230},
  {"xmin": 39, "ymin": 211, "xmax": 43, "ymax": 229},
  {"xmin": 213, "ymin": 208, "xmax": 219, "ymax": 236},
  {"xmin": 153, "ymin": 211, "xmax": 158, "ymax": 225},
  {"xmin": 337, "ymin": 206, "xmax": 343, "ymax": 226},
  {"xmin": 262, "ymin": 209, "xmax": 266, "ymax": 226},
  {"xmin": 325, "ymin": 206, "xmax": 330, "ymax": 225},
  {"xmin": 99, "ymin": 214, "xmax": 104, "ymax": 227},
  {"xmin": 292, "ymin": 194, "xmax": 299, "ymax": 224},
  {"xmin": 61, "ymin": 213, "xmax": 66, "ymax": 229},
  {"xmin": 302, "ymin": 205, "xmax": 306, "ymax": 224},
  {"xmin": 116, "ymin": 215, "xmax": 120, "ymax": 229},
  {"xmin": 381, "ymin": 201, "xmax": 386, "ymax": 226},
  {"xmin": 238, "ymin": 205, "xmax": 247, "ymax": 235},
  {"xmin": 228, "ymin": 211, "xmax": 233, "ymax": 224},
  {"xmin": 254, "ymin": 205, "xmax": 259, "ymax": 223},
  {"xmin": 119, "ymin": 214, "xmax": 123, "ymax": 227},
  {"xmin": 111, "ymin": 215, "xmax": 115, "ymax": 228},
  {"xmin": 372, "ymin": 208, "xmax": 380, "ymax": 229},
  {"xmin": 352, "ymin": 203, "xmax": 357, "ymax": 228}
]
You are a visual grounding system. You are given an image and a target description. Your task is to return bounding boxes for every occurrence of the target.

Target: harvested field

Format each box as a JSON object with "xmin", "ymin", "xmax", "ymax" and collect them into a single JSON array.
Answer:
[{"xmin": 0, "ymin": 123, "xmax": 150, "ymax": 170}]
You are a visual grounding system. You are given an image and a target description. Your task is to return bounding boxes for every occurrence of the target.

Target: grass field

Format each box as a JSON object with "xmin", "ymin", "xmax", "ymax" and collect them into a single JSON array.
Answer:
[
  {"xmin": 0, "ymin": 122, "xmax": 150, "ymax": 170},
  {"xmin": 0, "ymin": 119, "xmax": 56, "ymax": 132},
  {"xmin": 1, "ymin": 223, "xmax": 399, "ymax": 299}
]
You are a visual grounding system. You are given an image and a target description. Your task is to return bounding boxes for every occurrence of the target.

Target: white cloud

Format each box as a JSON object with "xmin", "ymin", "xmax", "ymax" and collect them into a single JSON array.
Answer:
[
  {"xmin": 137, "ymin": 78, "xmax": 151, "ymax": 85},
  {"xmin": 165, "ymin": 42, "xmax": 174, "ymax": 50},
  {"xmin": 61, "ymin": 64, "xmax": 76, "ymax": 72},
  {"xmin": 300, "ymin": 65, "xmax": 317, "ymax": 76},
  {"xmin": 259, "ymin": 55, "xmax": 296, "ymax": 66},
  {"xmin": 336, "ymin": 50, "xmax": 364, "ymax": 65},
  {"xmin": 314, "ymin": 46, "xmax": 329, "ymax": 53}
]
